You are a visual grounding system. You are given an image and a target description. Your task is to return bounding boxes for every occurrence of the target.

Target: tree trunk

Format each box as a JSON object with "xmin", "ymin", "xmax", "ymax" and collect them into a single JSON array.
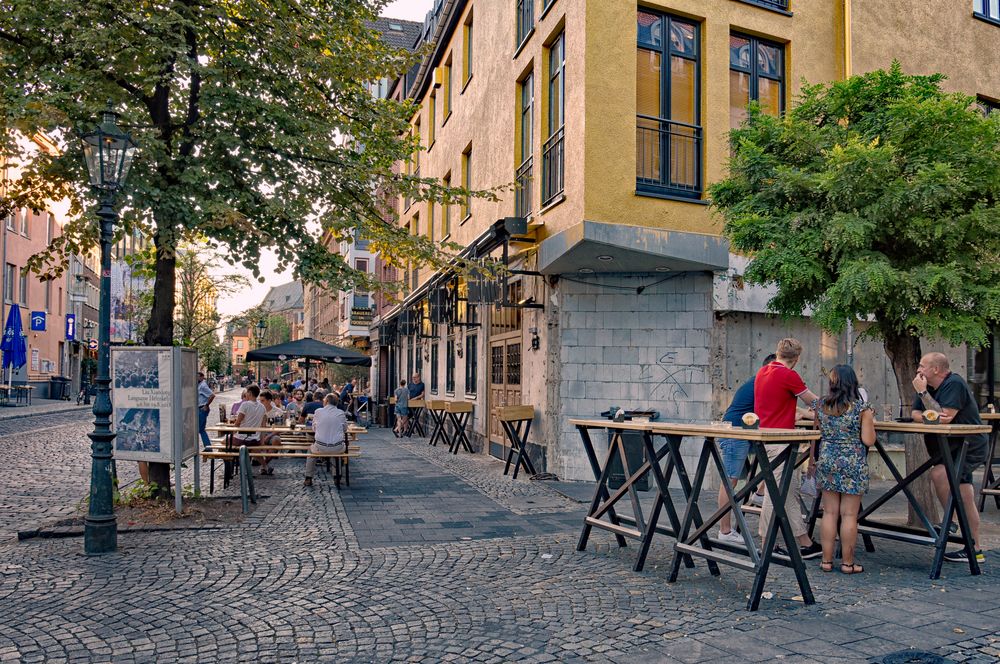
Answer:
[
  {"xmin": 143, "ymin": 230, "xmax": 178, "ymax": 499},
  {"xmin": 883, "ymin": 329, "xmax": 938, "ymax": 525}
]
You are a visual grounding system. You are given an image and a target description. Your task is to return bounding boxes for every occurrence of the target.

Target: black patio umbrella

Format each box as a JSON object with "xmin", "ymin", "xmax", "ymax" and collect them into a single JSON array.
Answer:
[{"xmin": 245, "ymin": 337, "xmax": 371, "ymax": 384}]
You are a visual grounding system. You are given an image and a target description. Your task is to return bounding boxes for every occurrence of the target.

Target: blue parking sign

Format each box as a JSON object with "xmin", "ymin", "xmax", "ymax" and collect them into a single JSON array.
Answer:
[{"xmin": 30, "ymin": 311, "xmax": 46, "ymax": 331}]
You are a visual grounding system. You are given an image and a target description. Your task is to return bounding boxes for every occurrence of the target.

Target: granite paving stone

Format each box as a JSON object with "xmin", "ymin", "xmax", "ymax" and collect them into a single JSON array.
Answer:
[{"xmin": 0, "ymin": 412, "xmax": 998, "ymax": 661}]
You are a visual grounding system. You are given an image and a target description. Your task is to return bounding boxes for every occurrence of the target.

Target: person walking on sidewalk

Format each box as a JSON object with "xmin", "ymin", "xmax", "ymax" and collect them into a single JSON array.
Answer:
[
  {"xmin": 755, "ymin": 338, "xmax": 823, "ymax": 560},
  {"xmin": 197, "ymin": 372, "xmax": 216, "ymax": 451},
  {"xmin": 304, "ymin": 394, "xmax": 348, "ymax": 487}
]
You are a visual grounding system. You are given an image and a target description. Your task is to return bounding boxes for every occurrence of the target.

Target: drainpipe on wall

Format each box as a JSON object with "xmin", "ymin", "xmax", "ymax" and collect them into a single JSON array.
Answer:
[{"xmin": 844, "ymin": 0, "xmax": 853, "ymax": 79}]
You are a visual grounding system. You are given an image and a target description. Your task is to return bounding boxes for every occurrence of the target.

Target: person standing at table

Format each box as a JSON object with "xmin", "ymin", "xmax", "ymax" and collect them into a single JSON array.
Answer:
[
  {"xmin": 303, "ymin": 393, "xmax": 349, "ymax": 487},
  {"xmin": 813, "ymin": 364, "xmax": 876, "ymax": 574},
  {"xmin": 340, "ymin": 378, "xmax": 356, "ymax": 415},
  {"xmin": 233, "ymin": 384, "xmax": 269, "ymax": 472},
  {"xmin": 393, "ymin": 379, "xmax": 410, "ymax": 438},
  {"xmin": 407, "ymin": 373, "xmax": 425, "ymax": 437},
  {"xmin": 755, "ymin": 338, "xmax": 823, "ymax": 559},
  {"xmin": 197, "ymin": 372, "xmax": 216, "ymax": 451},
  {"xmin": 716, "ymin": 354, "xmax": 776, "ymax": 542},
  {"xmin": 911, "ymin": 352, "xmax": 988, "ymax": 563}
]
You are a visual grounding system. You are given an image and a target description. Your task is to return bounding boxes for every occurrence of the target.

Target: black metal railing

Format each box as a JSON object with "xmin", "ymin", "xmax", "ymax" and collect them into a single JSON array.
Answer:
[
  {"xmin": 515, "ymin": 157, "xmax": 533, "ymax": 219},
  {"xmin": 636, "ymin": 115, "xmax": 702, "ymax": 197},
  {"xmin": 541, "ymin": 128, "xmax": 564, "ymax": 207},
  {"xmin": 516, "ymin": 0, "xmax": 534, "ymax": 47}
]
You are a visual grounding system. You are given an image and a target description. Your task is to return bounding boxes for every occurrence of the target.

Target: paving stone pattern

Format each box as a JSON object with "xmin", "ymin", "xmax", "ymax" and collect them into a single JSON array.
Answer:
[{"xmin": 1, "ymin": 424, "xmax": 999, "ymax": 662}]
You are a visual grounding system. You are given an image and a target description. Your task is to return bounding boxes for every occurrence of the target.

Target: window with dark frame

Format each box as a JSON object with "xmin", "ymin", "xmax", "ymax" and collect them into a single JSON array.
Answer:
[
  {"xmin": 516, "ymin": 72, "xmax": 534, "ymax": 219},
  {"xmin": 430, "ymin": 342, "xmax": 439, "ymax": 393},
  {"xmin": 978, "ymin": 95, "xmax": 1000, "ymax": 115},
  {"xmin": 18, "ymin": 270, "xmax": 27, "ymax": 305},
  {"xmin": 464, "ymin": 17, "xmax": 473, "ymax": 84},
  {"xmin": 461, "ymin": 147, "xmax": 472, "ymax": 219},
  {"xmin": 517, "ymin": 0, "xmax": 534, "ymax": 48},
  {"xmin": 974, "ymin": 0, "xmax": 1000, "ymax": 23},
  {"xmin": 636, "ymin": 10, "xmax": 702, "ymax": 198},
  {"xmin": 3, "ymin": 263, "xmax": 15, "ymax": 302},
  {"xmin": 736, "ymin": 0, "xmax": 790, "ymax": 12},
  {"xmin": 542, "ymin": 32, "xmax": 565, "ymax": 206},
  {"xmin": 729, "ymin": 33, "xmax": 785, "ymax": 129},
  {"xmin": 446, "ymin": 333, "xmax": 456, "ymax": 393},
  {"xmin": 465, "ymin": 332, "xmax": 477, "ymax": 395}
]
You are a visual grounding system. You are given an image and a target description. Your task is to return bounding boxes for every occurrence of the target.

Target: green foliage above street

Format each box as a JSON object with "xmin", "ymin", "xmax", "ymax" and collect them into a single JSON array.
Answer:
[
  {"xmin": 0, "ymin": 0, "xmax": 496, "ymax": 345},
  {"xmin": 711, "ymin": 63, "xmax": 1000, "ymax": 355}
]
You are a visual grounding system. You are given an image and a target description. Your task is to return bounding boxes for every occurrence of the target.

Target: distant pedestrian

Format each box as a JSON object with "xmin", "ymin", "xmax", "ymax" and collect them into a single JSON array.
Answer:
[
  {"xmin": 393, "ymin": 379, "xmax": 409, "ymax": 438},
  {"xmin": 197, "ymin": 372, "xmax": 216, "ymax": 451}
]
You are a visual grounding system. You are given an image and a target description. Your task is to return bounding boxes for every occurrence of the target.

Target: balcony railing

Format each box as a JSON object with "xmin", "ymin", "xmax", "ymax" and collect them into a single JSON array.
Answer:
[
  {"xmin": 515, "ymin": 157, "xmax": 533, "ymax": 219},
  {"xmin": 636, "ymin": 115, "xmax": 702, "ymax": 198},
  {"xmin": 541, "ymin": 128, "xmax": 564, "ymax": 207}
]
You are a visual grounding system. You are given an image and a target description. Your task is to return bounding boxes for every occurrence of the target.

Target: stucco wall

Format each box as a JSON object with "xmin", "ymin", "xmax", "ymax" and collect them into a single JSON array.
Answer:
[{"xmin": 851, "ymin": 1, "xmax": 1000, "ymax": 99}]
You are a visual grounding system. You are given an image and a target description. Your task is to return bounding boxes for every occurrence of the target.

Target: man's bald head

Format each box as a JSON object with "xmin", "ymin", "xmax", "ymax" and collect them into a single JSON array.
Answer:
[{"xmin": 921, "ymin": 352, "xmax": 950, "ymax": 373}]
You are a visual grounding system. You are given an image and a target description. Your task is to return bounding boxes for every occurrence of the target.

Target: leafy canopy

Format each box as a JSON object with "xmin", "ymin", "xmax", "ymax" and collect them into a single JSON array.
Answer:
[
  {"xmin": 711, "ymin": 63, "xmax": 1000, "ymax": 348},
  {"xmin": 0, "ymin": 0, "xmax": 492, "ymax": 324}
]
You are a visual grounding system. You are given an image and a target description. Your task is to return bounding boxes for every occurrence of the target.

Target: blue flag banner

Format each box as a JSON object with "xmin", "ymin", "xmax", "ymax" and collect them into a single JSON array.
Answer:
[
  {"xmin": 65, "ymin": 314, "xmax": 76, "ymax": 340},
  {"xmin": 1, "ymin": 304, "xmax": 27, "ymax": 371}
]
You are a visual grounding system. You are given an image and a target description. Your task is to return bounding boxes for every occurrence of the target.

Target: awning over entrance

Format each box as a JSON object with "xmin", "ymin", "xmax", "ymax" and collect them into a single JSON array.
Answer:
[{"xmin": 537, "ymin": 220, "xmax": 729, "ymax": 275}]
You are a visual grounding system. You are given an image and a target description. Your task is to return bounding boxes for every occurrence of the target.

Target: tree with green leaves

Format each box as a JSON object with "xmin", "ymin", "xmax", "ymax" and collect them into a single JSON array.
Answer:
[
  {"xmin": 1, "ymin": 0, "xmax": 492, "ymax": 348},
  {"xmin": 711, "ymin": 63, "xmax": 1000, "ymax": 520}
]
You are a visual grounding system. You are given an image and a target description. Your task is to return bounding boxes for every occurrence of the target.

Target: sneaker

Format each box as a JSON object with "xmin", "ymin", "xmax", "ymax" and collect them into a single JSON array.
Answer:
[
  {"xmin": 749, "ymin": 494, "xmax": 764, "ymax": 507},
  {"xmin": 944, "ymin": 548, "xmax": 985, "ymax": 564},
  {"xmin": 718, "ymin": 529, "xmax": 744, "ymax": 543},
  {"xmin": 303, "ymin": 477, "xmax": 313, "ymax": 487},
  {"xmin": 799, "ymin": 542, "xmax": 824, "ymax": 560},
  {"xmin": 939, "ymin": 521, "xmax": 958, "ymax": 535}
]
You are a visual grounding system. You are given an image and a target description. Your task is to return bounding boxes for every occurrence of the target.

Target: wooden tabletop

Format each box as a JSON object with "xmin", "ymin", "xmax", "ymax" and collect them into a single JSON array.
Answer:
[
  {"xmin": 874, "ymin": 421, "xmax": 991, "ymax": 435},
  {"xmin": 979, "ymin": 412, "xmax": 1000, "ymax": 421},
  {"xmin": 207, "ymin": 425, "xmax": 307, "ymax": 434},
  {"xmin": 569, "ymin": 418, "xmax": 820, "ymax": 442}
]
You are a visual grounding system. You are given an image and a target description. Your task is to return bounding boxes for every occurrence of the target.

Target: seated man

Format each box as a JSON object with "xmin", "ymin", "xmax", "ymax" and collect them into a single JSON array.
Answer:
[
  {"xmin": 304, "ymin": 393, "xmax": 349, "ymax": 487},
  {"xmin": 298, "ymin": 390, "xmax": 324, "ymax": 423}
]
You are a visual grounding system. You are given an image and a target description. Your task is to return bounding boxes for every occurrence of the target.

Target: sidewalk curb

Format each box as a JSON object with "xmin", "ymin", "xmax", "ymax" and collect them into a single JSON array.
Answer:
[{"xmin": 0, "ymin": 404, "xmax": 91, "ymax": 422}]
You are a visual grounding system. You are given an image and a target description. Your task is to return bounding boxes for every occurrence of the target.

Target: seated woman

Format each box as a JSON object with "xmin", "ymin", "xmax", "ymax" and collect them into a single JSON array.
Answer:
[{"xmin": 256, "ymin": 390, "xmax": 284, "ymax": 475}]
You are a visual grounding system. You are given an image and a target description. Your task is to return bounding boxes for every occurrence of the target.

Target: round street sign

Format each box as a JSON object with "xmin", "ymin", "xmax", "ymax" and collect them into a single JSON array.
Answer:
[{"xmin": 88, "ymin": 338, "xmax": 98, "ymax": 350}]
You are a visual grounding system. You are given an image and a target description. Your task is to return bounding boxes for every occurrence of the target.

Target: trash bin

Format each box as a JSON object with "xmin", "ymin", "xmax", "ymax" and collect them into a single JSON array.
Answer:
[
  {"xmin": 49, "ymin": 376, "xmax": 71, "ymax": 401},
  {"xmin": 377, "ymin": 402, "xmax": 389, "ymax": 428},
  {"xmin": 601, "ymin": 408, "xmax": 660, "ymax": 492}
]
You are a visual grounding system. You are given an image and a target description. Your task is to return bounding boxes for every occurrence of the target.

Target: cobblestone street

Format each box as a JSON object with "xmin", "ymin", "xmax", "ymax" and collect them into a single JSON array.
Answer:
[{"xmin": 1, "ymin": 411, "xmax": 999, "ymax": 662}]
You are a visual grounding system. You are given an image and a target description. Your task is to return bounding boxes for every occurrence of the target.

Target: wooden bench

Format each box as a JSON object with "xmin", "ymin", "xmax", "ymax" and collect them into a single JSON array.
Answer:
[
  {"xmin": 497, "ymin": 405, "xmax": 537, "ymax": 478},
  {"xmin": 201, "ymin": 446, "xmax": 360, "ymax": 491}
]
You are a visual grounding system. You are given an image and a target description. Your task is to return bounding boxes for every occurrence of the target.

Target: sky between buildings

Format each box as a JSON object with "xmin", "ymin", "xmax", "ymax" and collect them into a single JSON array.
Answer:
[{"xmin": 216, "ymin": 0, "xmax": 434, "ymax": 321}]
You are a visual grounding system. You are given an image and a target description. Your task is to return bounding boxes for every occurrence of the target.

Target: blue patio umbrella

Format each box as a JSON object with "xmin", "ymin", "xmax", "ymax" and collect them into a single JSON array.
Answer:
[{"xmin": 1, "ymin": 304, "xmax": 27, "ymax": 380}]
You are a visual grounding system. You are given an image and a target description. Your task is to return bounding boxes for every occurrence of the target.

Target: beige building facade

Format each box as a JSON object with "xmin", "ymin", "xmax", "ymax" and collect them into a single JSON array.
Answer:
[{"xmin": 374, "ymin": 0, "xmax": 999, "ymax": 480}]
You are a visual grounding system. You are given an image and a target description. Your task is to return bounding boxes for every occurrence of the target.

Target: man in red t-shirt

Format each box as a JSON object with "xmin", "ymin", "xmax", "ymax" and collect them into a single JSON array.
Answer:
[{"xmin": 754, "ymin": 338, "xmax": 821, "ymax": 558}]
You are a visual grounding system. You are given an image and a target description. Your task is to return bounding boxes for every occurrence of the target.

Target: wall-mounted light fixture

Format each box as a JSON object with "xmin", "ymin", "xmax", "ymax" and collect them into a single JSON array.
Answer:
[{"xmin": 529, "ymin": 327, "xmax": 540, "ymax": 351}]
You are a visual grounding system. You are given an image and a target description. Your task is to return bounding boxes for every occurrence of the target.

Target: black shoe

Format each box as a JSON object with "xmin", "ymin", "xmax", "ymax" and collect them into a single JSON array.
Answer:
[
  {"xmin": 799, "ymin": 542, "xmax": 824, "ymax": 560},
  {"xmin": 944, "ymin": 548, "xmax": 985, "ymax": 563},
  {"xmin": 940, "ymin": 521, "xmax": 958, "ymax": 535}
]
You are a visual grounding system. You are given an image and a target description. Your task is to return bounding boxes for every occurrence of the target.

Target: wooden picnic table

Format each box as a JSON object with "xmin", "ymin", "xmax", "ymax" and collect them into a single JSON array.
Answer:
[
  {"xmin": 426, "ymin": 400, "xmax": 449, "ymax": 448},
  {"xmin": 0, "ymin": 384, "xmax": 34, "ymax": 406},
  {"xmin": 571, "ymin": 417, "xmax": 819, "ymax": 611}
]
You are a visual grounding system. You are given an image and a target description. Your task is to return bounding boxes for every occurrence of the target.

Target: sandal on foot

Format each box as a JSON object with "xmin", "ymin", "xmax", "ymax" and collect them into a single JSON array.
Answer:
[
  {"xmin": 819, "ymin": 560, "xmax": 834, "ymax": 572},
  {"xmin": 840, "ymin": 562, "xmax": 864, "ymax": 574}
]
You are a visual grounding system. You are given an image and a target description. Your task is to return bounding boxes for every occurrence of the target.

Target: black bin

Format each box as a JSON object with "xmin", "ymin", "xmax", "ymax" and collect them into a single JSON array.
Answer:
[
  {"xmin": 601, "ymin": 408, "xmax": 660, "ymax": 491},
  {"xmin": 49, "ymin": 376, "xmax": 71, "ymax": 400}
]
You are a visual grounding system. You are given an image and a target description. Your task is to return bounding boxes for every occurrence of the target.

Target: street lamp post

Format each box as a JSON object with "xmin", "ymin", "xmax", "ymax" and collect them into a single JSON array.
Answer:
[
  {"xmin": 254, "ymin": 318, "xmax": 267, "ymax": 384},
  {"xmin": 81, "ymin": 103, "xmax": 138, "ymax": 555}
]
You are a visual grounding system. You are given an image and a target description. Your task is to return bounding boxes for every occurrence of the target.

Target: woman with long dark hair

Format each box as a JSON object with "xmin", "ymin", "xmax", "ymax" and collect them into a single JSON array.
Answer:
[{"xmin": 813, "ymin": 364, "xmax": 876, "ymax": 574}]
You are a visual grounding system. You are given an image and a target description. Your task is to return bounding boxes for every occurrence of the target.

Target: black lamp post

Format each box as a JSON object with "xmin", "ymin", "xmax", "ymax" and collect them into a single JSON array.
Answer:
[
  {"xmin": 81, "ymin": 103, "xmax": 138, "ymax": 555},
  {"xmin": 254, "ymin": 318, "xmax": 268, "ymax": 383}
]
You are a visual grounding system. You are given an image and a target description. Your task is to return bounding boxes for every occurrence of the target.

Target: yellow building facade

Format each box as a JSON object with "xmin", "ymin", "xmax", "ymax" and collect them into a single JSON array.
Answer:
[{"xmin": 378, "ymin": 0, "xmax": 1000, "ymax": 479}]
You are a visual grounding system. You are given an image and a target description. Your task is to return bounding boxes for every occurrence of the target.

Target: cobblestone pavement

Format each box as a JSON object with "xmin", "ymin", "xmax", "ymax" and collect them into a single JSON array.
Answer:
[{"xmin": 1, "ymin": 421, "xmax": 999, "ymax": 662}]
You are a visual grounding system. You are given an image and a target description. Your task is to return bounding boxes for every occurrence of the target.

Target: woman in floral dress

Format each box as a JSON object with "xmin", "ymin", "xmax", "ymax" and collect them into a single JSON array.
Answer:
[{"xmin": 812, "ymin": 365, "xmax": 876, "ymax": 574}]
